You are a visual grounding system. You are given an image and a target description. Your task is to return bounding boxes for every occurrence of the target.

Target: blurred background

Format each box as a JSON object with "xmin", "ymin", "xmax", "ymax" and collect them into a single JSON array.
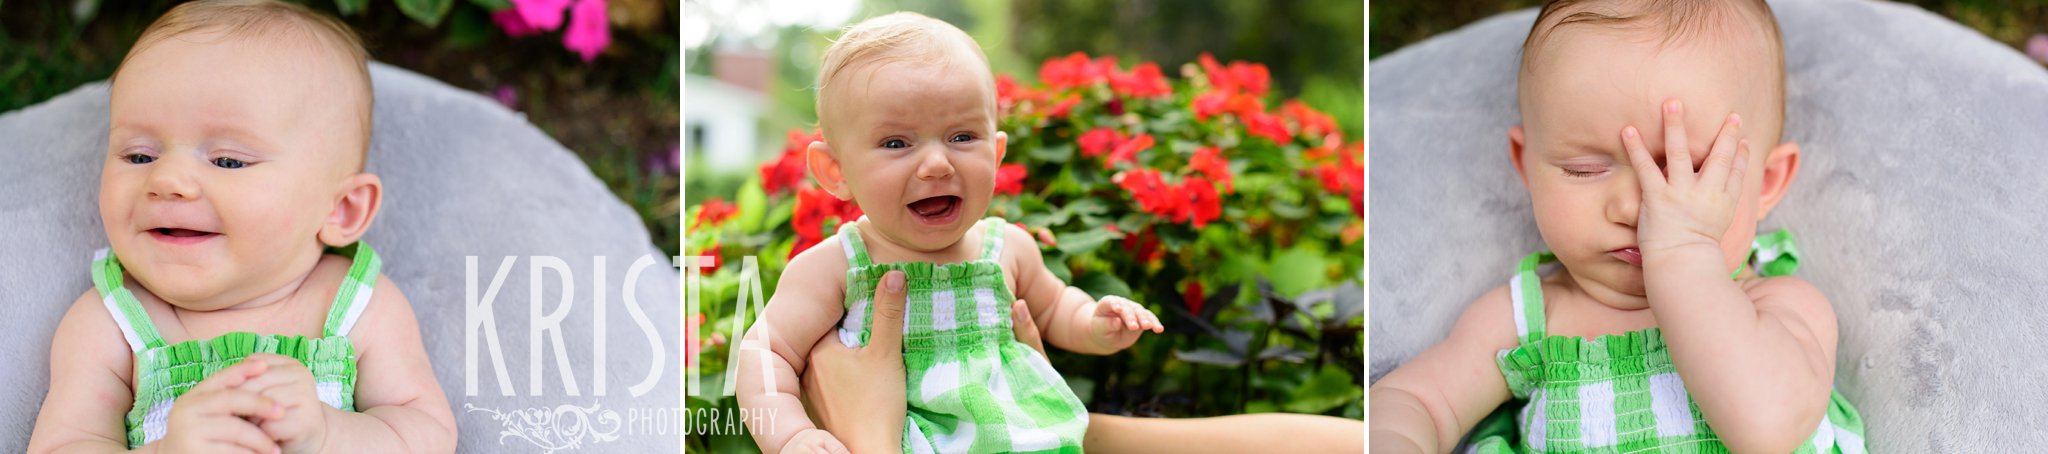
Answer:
[
  {"xmin": 0, "ymin": 0, "xmax": 681, "ymax": 258},
  {"xmin": 683, "ymin": 0, "xmax": 1365, "ymax": 451},
  {"xmin": 1372, "ymin": 0, "xmax": 2048, "ymax": 63}
]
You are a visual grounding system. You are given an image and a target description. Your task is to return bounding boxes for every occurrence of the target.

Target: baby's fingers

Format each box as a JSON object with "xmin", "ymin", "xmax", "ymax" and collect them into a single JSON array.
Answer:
[
  {"xmin": 1662, "ymin": 99, "xmax": 1695, "ymax": 186},
  {"xmin": 1699, "ymin": 113, "xmax": 1742, "ymax": 188},
  {"xmin": 1621, "ymin": 126, "xmax": 1666, "ymax": 191},
  {"xmin": 191, "ymin": 359, "xmax": 270, "ymax": 392},
  {"xmin": 210, "ymin": 419, "xmax": 281, "ymax": 454},
  {"xmin": 1728, "ymin": 140, "xmax": 1752, "ymax": 194}
]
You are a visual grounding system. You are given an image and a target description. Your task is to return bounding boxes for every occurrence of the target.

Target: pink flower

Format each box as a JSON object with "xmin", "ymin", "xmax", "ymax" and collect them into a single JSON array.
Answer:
[
  {"xmin": 564, "ymin": 0, "xmax": 611, "ymax": 62},
  {"xmin": 516, "ymin": 0, "xmax": 573, "ymax": 31},
  {"xmin": 2029, "ymin": 34, "xmax": 2048, "ymax": 65},
  {"xmin": 492, "ymin": 8, "xmax": 540, "ymax": 37}
]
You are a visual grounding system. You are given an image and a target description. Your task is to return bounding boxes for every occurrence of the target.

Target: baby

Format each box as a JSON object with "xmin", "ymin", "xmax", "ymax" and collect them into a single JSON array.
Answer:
[
  {"xmin": 735, "ymin": 12, "xmax": 1165, "ymax": 454},
  {"xmin": 1370, "ymin": 1, "xmax": 1866, "ymax": 453},
  {"xmin": 27, "ymin": 1, "xmax": 455, "ymax": 453}
]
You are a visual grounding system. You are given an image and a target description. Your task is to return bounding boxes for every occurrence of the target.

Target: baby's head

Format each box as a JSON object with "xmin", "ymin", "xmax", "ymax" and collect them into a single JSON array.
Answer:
[
  {"xmin": 1508, "ymin": 0, "xmax": 1801, "ymax": 304},
  {"xmin": 805, "ymin": 12, "xmax": 1007, "ymax": 253},
  {"xmin": 101, "ymin": 0, "xmax": 381, "ymax": 309}
]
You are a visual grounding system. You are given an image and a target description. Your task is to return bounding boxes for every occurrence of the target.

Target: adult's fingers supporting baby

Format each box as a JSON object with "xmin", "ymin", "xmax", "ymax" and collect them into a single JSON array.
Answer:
[
  {"xmin": 1621, "ymin": 126, "xmax": 1665, "ymax": 191},
  {"xmin": 1010, "ymin": 300, "xmax": 1048, "ymax": 357},
  {"xmin": 1700, "ymin": 113, "xmax": 1742, "ymax": 187},
  {"xmin": 864, "ymin": 270, "xmax": 908, "ymax": 353},
  {"xmin": 1661, "ymin": 99, "xmax": 1694, "ymax": 186}
]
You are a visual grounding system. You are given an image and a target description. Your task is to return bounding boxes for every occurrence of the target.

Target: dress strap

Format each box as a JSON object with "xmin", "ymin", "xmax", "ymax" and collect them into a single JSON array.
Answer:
[
  {"xmin": 1752, "ymin": 229, "xmax": 1800, "ymax": 277},
  {"xmin": 838, "ymin": 216, "xmax": 873, "ymax": 268},
  {"xmin": 978, "ymin": 218, "xmax": 1006, "ymax": 261},
  {"xmin": 1508, "ymin": 251, "xmax": 1553, "ymax": 345},
  {"xmin": 323, "ymin": 242, "xmax": 382, "ymax": 338},
  {"xmin": 91, "ymin": 248, "xmax": 166, "ymax": 352}
]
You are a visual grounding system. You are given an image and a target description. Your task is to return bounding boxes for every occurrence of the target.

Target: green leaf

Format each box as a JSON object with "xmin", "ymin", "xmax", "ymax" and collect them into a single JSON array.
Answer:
[
  {"xmin": 1055, "ymin": 228, "xmax": 1122, "ymax": 256},
  {"xmin": 1267, "ymin": 243, "xmax": 1328, "ymax": 298},
  {"xmin": 1073, "ymin": 271, "xmax": 1133, "ymax": 301},
  {"xmin": 334, "ymin": 0, "xmax": 368, "ymax": 15},
  {"xmin": 467, "ymin": 0, "xmax": 511, "ymax": 10},
  {"xmin": 735, "ymin": 176, "xmax": 766, "ymax": 232},
  {"xmin": 395, "ymin": 0, "xmax": 455, "ymax": 26},
  {"xmin": 1029, "ymin": 143, "xmax": 1074, "ymax": 164},
  {"xmin": 1284, "ymin": 366, "xmax": 1363, "ymax": 414}
]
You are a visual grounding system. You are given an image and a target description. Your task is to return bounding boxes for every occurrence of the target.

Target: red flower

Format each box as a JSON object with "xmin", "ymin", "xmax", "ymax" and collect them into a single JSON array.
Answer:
[
  {"xmin": 790, "ymin": 185, "xmax": 862, "ymax": 259},
  {"xmin": 1313, "ymin": 151, "xmax": 1365, "ymax": 217},
  {"xmin": 1115, "ymin": 168, "xmax": 1186, "ymax": 222},
  {"xmin": 692, "ymin": 243, "xmax": 722, "ymax": 275},
  {"xmin": 685, "ymin": 313, "xmax": 704, "ymax": 367},
  {"xmin": 995, "ymin": 163, "xmax": 1028, "ymax": 195},
  {"xmin": 1192, "ymin": 91, "xmax": 1229, "ymax": 121},
  {"xmin": 1109, "ymin": 62, "xmax": 1171, "ymax": 99},
  {"xmin": 760, "ymin": 129, "xmax": 819, "ymax": 195},
  {"xmin": 1182, "ymin": 176, "xmax": 1223, "ymax": 228},
  {"xmin": 1282, "ymin": 100, "xmax": 1340, "ymax": 140},
  {"xmin": 1244, "ymin": 112, "xmax": 1292, "ymax": 144},
  {"xmin": 1184, "ymin": 280, "xmax": 1207, "ymax": 315},
  {"xmin": 1104, "ymin": 133, "xmax": 1154, "ymax": 170},
  {"xmin": 1040, "ymin": 52, "xmax": 1117, "ymax": 89},
  {"xmin": 1188, "ymin": 146, "xmax": 1233, "ymax": 193},
  {"xmin": 997, "ymin": 74, "xmax": 1040, "ymax": 112},
  {"xmin": 1121, "ymin": 226, "xmax": 1164, "ymax": 264},
  {"xmin": 1046, "ymin": 94, "xmax": 1082, "ymax": 119},
  {"xmin": 1196, "ymin": 52, "xmax": 1270, "ymax": 96},
  {"xmin": 691, "ymin": 198, "xmax": 738, "ymax": 230},
  {"xmin": 1079, "ymin": 127, "xmax": 1124, "ymax": 158}
]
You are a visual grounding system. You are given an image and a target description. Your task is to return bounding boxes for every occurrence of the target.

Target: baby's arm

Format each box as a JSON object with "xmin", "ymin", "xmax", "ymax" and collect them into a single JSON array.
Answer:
[
  {"xmin": 1368, "ymin": 286, "xmax": 1518, "ymax": 454},
  {"xmin": 322, "ymin": 274, "xmax": 457, "ymax": 453},
  {"xmin": 1007, "ymin": 224, "xmax": 1160, "ymax": 355},
  {"xmin": 27, "ymin": 291, "xmax": 149, "ymax": 453},
  {"xmin": 736, "ymin": 238, "xmax": 850, "ymax": 454}
]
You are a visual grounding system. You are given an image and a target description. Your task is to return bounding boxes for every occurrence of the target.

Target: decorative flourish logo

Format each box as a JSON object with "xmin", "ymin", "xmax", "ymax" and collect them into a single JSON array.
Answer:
[{"xmin": 464, "ymin": 402, "xmax": 625, "ymax": 452}]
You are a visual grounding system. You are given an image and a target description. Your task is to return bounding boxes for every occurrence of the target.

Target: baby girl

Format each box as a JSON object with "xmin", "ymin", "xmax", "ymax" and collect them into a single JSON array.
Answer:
[
  {"xmin": 735, "ymin": 12, "xmax": 1165, "ymax": 454},
  {"xmin": 1371, "ymin": 1, "xmax": 1865, "ymax": 452},
  {"xmin": 27, "ymin": 1, "xmax": 455, "ymax": 453}
]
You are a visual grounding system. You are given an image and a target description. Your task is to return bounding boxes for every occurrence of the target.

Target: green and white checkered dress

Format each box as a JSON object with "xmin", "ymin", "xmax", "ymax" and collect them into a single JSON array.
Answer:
[
  {"xmin": 93, "ymin": 243, "xmax": 379, "ymax": 449},
  {"xmin": 836, "ymin": 217, "xmax": 1089, "ymax": 454},
  {"xmin": 1471, "ymin": 231, "xmax": 1867, "ymax": 453}
]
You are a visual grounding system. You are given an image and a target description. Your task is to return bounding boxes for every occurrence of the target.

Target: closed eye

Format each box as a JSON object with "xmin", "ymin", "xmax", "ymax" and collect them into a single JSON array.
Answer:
[{"xmin": 1560, "ymin": 166, "xmax": 1608, "ymax": 178}]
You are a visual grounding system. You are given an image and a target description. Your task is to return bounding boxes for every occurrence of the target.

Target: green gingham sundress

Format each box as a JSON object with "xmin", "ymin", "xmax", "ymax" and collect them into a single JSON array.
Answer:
[
  {"xmin": 1470, "ymin": 231, "xmax": 1867, "ymax": 453},
  {"xmin": 835, "ymin": 217, "xmax": 1089, "ymax": 454},
  {"xmin": 92, "ymin": 243, "xmax": 379, "ymax": 449}
]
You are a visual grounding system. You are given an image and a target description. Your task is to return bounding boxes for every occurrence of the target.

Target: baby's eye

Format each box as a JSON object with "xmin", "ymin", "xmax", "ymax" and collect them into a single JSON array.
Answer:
[
  {"xmin": 950, "ymin": 133, "xmax": 976, "ymax": 143},
  {"xmin": 1560, "ymin": 166, "xmax": 1607, "ymax": 178},
  {"xmin": 121, "ymin": 154, "xmax": 155, "ymax": 165},
  {"xmin": 211, "ymin": 157, "xmax": 247, "ymax": 169},
  {"xmin": 882, "ymin": 139, "xmax": 909, "ymax": 149}
]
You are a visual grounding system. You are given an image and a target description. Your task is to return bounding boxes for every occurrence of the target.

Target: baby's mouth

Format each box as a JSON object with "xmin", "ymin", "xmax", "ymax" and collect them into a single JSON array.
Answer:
[
  {"xmin": 907, "ymin": 195, "xmax": 962, "ymax": 224},
  {"xmin": 148, "ymin": 228, "xmax": 222, "ymax": 245}
]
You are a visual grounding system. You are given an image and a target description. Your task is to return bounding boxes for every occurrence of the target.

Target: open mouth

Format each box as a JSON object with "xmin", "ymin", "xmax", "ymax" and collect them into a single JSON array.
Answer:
[
  {"xmin": 906, "ymin": 195, "xmax": 962, "ymax": 225},
  {"xmin": 148, "ymin": 228, "xmax": 221, "ymax": 245}
]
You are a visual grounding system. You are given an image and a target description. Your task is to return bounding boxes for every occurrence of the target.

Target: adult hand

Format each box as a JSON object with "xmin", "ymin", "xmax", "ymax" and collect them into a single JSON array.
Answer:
[{"xmin": 801, "ymin": 270, "xmax": 909, "ymax": 454}]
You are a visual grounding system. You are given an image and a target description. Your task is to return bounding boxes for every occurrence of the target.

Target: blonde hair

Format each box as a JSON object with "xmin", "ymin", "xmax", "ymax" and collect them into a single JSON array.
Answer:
[
  {"xmin": 815, "ymin": 12, "xmax": 993, "ymax": 135},
  {"xmin": 116, "ymin": 0, "xmax": 374, "ymax": 170},
  {"xmin": 1518, "ymin": 0, "xmax": 1786, "ymax": 139}
]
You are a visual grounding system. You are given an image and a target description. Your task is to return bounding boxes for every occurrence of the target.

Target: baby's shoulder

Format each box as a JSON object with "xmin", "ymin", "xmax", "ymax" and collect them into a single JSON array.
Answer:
[
  {"xmin": 53, "ymin": 288, "xmax": 139, "ymax": 381},
  {"xmin": 1442, "ymin": 284, "xmax": 1521, "ymax": 352},
  {"xmin": 778, "ymin": 233, "xmax": 852, "ymax": 298}
]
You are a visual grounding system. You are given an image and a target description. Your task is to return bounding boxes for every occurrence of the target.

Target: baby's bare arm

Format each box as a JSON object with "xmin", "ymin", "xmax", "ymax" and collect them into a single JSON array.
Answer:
[
  {"xmin": 1368, "ymin": 286, "xmax": 1518, "ymax": 454},
  {"xmin": 322, "ymin": 275, "xmax": 456, "ymax": 453},
  {"xmin": 1005, "ymin": 224, "xmax": 1114, "ymax": 355},
  {"xmin": 27, "ymin": 290, "xmax": 143, "ymax": 454},
  {"xmin": 736, "ymin": 238, "xmax": 850, "ymax": 454}
]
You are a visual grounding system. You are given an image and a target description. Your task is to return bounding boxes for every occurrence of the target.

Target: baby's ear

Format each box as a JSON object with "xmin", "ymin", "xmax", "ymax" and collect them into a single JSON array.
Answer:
[
  {"xmin": 1755, "ymin": 141, "xmax": 1801, "ymax": 218},
  {"xmin": 994, "ymin": 131, "xmax": 1008, "ymax": 163},
  {"xmin": 318, "ymin": 173, "xmax": 383, "ymax": 247},
  {"xmin": 805, "ymin": 140, "xmax": 850, "ymax": 199},
  {"xmin": 1508, "ymin": 125, "xmax": 1531, "ymax": 187}
]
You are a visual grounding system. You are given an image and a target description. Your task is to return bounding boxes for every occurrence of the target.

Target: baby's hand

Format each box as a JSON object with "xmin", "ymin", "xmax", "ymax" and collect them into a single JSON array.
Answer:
[
  {"xmin": 232, "ymin": 353, "xmax": 329, "ymax": 454},
  {"xmin": 1622, "ymin": 99, "xmax": 1748, "ymax": 254},
  {"xmin": 1089, "ymin": 295, "xmax": 1163, "ymax": 351},
  {"xmin": 159, "ymin": 359, "xmax": 284, "ymax": 454}
]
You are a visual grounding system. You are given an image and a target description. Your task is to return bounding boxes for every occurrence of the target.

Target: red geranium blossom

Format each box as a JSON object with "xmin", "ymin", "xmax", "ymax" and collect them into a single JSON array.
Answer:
[
  {"xmin": 1182, "ymin": 176, "xmax": 1223, "ymax": 228},
  {"xmin": 1045, "ymin": 94, "xmax": 1082, "ymax": 119},
  {"xmin": 1115, "ymin": 168, "xmax": 1185, "ymax": 222},
  {"xmin": 1040, "ymin": 52, "xmax": 1118, "ymax": 89},
  {"xmin": 1109, "ymin": 62, "xmax": 1172, "ymax": 99},
  {"xmin": 692, "ymin": 197, "xmax": 738, "ymax": 230},
  {"xmin": 1079, "ymin": 127, "xmax": 1124, "ymax": 158},
  {"xmin": 1104, "ymin": 133, "xmax": 1155, "ymax": 170},
  {"xmin": 760, "ymin": 129, "xmax": 819, "ymax": 195},
  {"xmin": 1189, "ymin": 146, "xmax": 1233, "ymax": 193},
  {"xmin": 789, "ymin": 186, "xmax": 862, "ymax": 259},
  {"xmin": 995, "ymin": 163, "xmax": 1028, "ymax": 195},
  {"xmin": 1281, "ymin": 100, "xmax": 1340, "ymax": 140},
  {"xmin": 1197, "ymin": 52, "xmax": 1270, "ymax": 96},
  {"xmin": 1183, "ymin": 280, "xmax": 1207, "ymax": 315},
  {"xmin": 1244, "ymin": 112, "xmax": 1293, "ymax": 144},
  {"xmin": 1121, "ymin": 226, "xmax": 1164, "ymax": 264}
]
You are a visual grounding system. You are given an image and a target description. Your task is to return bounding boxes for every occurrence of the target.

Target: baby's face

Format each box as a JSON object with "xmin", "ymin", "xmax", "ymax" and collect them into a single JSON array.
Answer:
[
  {"xmin": 1515, "ymin": 27, "xmax": 1784, "ymax": 303},
  {"xmin": 101, "ymin": 31, "xmax": 369, "ymax": 308},
  {"xmin": 815, "ymin": 51, "xmax": 1005, "ymax": 253}
]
